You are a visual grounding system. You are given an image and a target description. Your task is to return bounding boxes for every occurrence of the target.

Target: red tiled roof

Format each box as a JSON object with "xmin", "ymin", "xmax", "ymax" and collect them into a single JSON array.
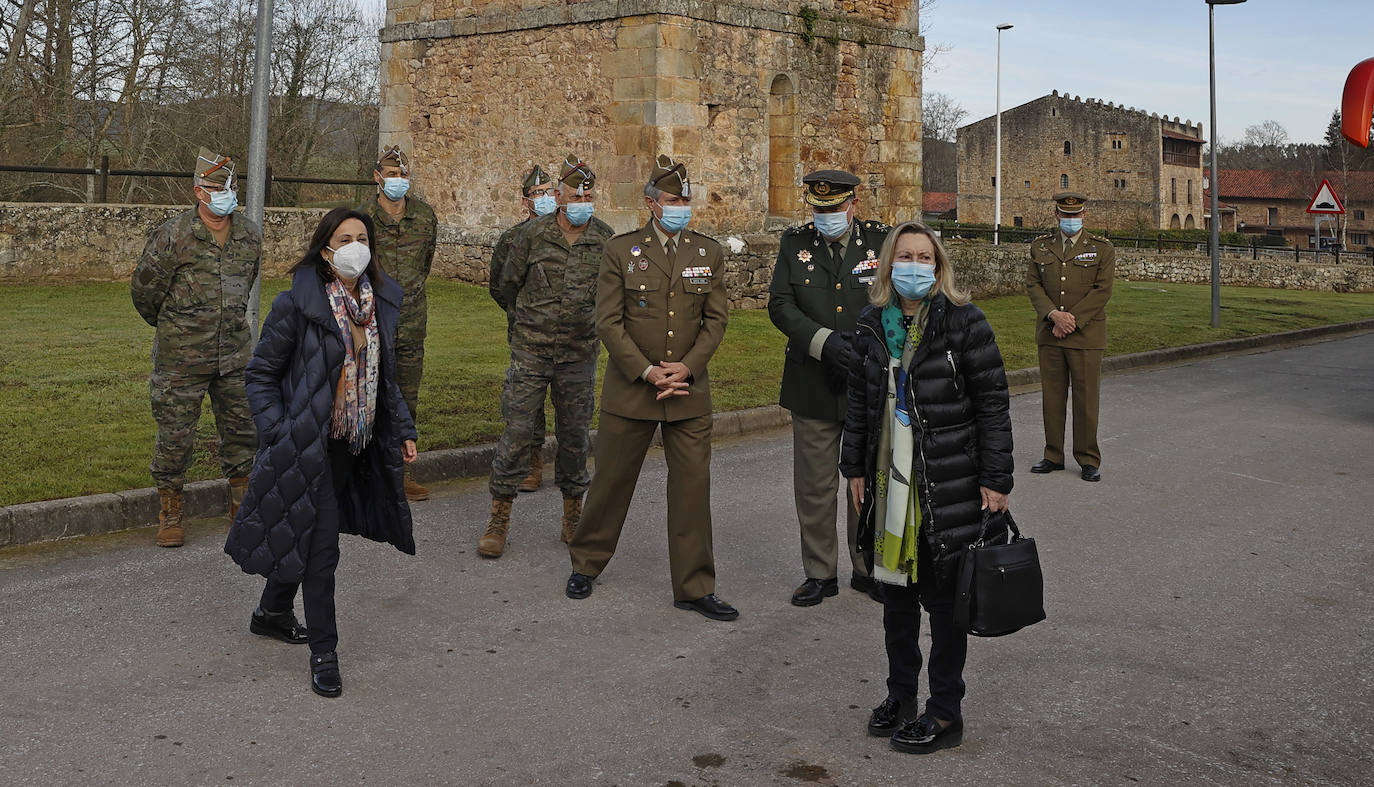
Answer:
[
  {"xmin": 1216, "ymin": 169, "xmax": 1374, "ymax": 201},
  {"xmin": 923, "ymin": 191, "xmax": 956, "ymax": 213}
]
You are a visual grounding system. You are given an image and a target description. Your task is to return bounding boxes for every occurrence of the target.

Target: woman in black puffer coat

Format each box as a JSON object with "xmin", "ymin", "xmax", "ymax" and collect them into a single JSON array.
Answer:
[
  {"xmin": 225, "ymin": 207, "xmax": 418, "ymax": 698},
  {"xmin": 839, "ymin": 220, "xmax": 1013, "ymax": 753}
]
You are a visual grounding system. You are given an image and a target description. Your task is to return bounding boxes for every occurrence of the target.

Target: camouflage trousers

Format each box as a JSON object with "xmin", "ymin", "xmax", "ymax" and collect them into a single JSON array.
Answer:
[
  {"xmin": 489, "ymin": 350, "xmax": 595, "ymax": 499},
  {"xmin": 395, "ymin": 311, "xmax": 427, "ymax": 429},
  {"xmin": 149, "ymin": 367, "xmax": 255, "ymax": 490}
]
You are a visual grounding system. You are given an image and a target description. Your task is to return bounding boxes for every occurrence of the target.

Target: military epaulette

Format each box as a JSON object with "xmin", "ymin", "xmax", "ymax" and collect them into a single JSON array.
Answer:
[
  {"xmin": 1089, "ymin": 234, "xmax": 1111, "ymax": 243},
  {"xmin": 610, "ymin": 228, "xmax": 642, "ymax": 241},
  {"xmin": 862, "ymin": 220, "xmax": 891, "ymax": 233},
  {"xmin": 1032, "ymin": 233, "xmax": 1054, "ymax": 243},
  {"xmin": 783, "ymin": 223, "xmax": 814, "ymax": 236}
]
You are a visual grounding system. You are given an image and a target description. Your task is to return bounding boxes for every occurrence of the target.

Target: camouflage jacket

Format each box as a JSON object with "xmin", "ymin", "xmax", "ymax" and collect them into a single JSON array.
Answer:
[
  {"xmin": 361, "ymin": 194, "xmax": 438, "ymax": 321},
  {"xmin": 496, "ymin": 213, "xmax": 615, "ymax": 358},
  {"xmin": 130, "ymin": 208, "xmax": 263, "ymax": 375},
  {"xmin": 489, "ymin": 216, "xmax": 532, "ymax": 310}
]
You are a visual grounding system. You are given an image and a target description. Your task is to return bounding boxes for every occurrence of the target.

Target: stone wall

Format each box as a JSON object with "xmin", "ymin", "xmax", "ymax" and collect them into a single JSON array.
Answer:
[{"xmin": 379, "ymin": 0, "xmax": 923, "ymax": 236}]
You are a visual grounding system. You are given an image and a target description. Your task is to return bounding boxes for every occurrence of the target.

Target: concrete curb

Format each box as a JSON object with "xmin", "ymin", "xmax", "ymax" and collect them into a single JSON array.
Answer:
[{"xmin": 5, "ymin": 320, "xmax": 1371, "ymax": 549}]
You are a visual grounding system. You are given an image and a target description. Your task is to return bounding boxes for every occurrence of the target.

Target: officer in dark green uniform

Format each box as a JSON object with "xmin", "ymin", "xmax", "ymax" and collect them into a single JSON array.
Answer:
[
  {"xmin": 489, "ymin": 164, "xmax": 558, "ymax": 493},
  {"xmin": 1026, "ymin": 192, "xmax": 1115, "ymax": 482},
  {"xmin": 768, "ymin": 169, "xmax": 890, "ymax": 606},
  {"xmin": 360, "ymin": 145, "xmax": 437, "ymax": 501}
]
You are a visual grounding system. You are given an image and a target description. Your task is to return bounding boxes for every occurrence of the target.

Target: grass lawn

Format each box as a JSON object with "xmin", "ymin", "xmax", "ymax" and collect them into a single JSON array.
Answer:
[{"xmin": 3, "ymin": 278, "xmax": 1373, "ymax": 506}]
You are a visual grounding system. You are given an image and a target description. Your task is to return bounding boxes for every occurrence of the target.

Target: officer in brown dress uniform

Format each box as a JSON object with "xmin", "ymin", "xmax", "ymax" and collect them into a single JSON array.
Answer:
[
  {"xmin": 1026, "ymin": 192, "xmax": 1115, "ymax": 482},
  {"xmin": 565, "ymin": 154, "xmax": 738, "ymax": 621}
]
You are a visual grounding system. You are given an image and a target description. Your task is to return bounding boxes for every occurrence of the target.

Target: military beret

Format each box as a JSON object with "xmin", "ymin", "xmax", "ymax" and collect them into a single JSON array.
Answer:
[
  {"xmin": 803, "ymin": 169, "xmax": 860, "ymax": 207},
  {"xmin": 559, "ymin": 153, "xmax": 595, "ymax": 193},
  {"xmin": 522, "ymin": 164, "xmax": 552, "ymax": 195},
  {"xmin": 377, "ymin": 145, "xmax": 410, "ymax": 174},
  {"xmin": 195, "ymin": 147, "xmax": 235, "ymax": 188},
  {"xmin": 1053, "ymin": 191, "xmax": 1088, "ymax": 214},
  {"xmin": 649, "ymin": 154, "xmax": 691, "ymax": 198}
]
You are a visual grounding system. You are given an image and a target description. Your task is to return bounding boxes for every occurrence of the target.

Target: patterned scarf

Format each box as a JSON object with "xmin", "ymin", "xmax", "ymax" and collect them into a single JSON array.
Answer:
[{"xmin": 326, "ymin": 275, "xmax": 379, "ymax": 454}]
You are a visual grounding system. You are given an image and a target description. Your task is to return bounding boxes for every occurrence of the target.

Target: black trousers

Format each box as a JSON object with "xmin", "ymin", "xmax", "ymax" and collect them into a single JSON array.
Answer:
[
  {"xmin": 258, "ymin": 439, "xmax": 353, "ymax": 655},
  {"xmin": 880, "ymin": 548, "xmax": 969, "ymax": 723}
]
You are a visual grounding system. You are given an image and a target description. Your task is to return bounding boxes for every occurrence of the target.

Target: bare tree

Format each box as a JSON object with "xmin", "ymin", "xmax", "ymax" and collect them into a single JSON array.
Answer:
[
  {"xmin": 922, "ymin": 90, "xmax": 967, "ymax": 142},
  {"xmin": 1243, "ymin": 120, "xmax": 1289, "ymax": 148}
]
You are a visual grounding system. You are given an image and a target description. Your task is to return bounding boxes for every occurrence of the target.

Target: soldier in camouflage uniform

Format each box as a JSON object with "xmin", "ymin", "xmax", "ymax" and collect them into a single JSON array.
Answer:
[
  {"xmin": 130, "ymin": 147, "xmax": 261, "ymax": 548},
  {"xmin": 482, "ymin": 154, "xmax": 614, "ymax": 558},
  {"xmin": 360, "ymin": 145, "xmax": 438, "ymax": 501},
  {"xmin": 489, "ymin": 164, "xmax": 558, "ymax": 493}
]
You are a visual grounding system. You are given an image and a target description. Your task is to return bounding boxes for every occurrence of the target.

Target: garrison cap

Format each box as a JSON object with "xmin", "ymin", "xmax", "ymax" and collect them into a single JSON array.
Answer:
[
  {"xmin": 195, "ymin": 147, "xmax": 235, "ymax": 189},
  {"xmin": 559, "ymin": 153, "xmax": 595, "ymax": 194},
  {"xmin": 376, "ymin": 145, "xmax": 410, "ymax": 174},
  {"xmin": 648, "ymin": 154, "xmax": 691, "ymax": 198},
  {"xmin": 522, "ymin": 164, "xmax": 552, "ymax": 195},
  {"xmin": 1052, "ymin": 191, "xmax": 1088, "ymax": 214},
  {"xmin": 802, "ymin": 169, "xmax": 860, "ymax": 207}
]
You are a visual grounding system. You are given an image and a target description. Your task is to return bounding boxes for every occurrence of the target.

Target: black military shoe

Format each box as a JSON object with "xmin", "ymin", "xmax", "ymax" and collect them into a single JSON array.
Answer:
[
  {"xmin": 1030, "ymin": 460, "xmax": 1064, "ymax": 474},
  {"xmin": 249, "ymin": 608, "xmax": 308, "ymax": 644},
  {"xmin": 790, "ymin": 577, "xmax": 838, "ymax": 607},
  {"xmin": 1080, "ymin": 465, "xmax": 1102, "ymax": 482},
  {"xmin": 850, "ymin": 573, "xmax": 882, "ymax": 602},
  {"xmin": 890, "ymin": 714, "xmax": 962, "ymax": 754},
  {"xmin": 867, "ymin": 697, "xmax": 903, "ymax": 736},
  {"xmin": 566, "ymin": 571, "xmax": 594, "ymax": 599},
  {"xmin": 673, "ymin": 594, "xmax": 739, "ymax": 621},
  {"xmin": 309, "ymin": 652, "xmax": 342, "ymax": 698}
]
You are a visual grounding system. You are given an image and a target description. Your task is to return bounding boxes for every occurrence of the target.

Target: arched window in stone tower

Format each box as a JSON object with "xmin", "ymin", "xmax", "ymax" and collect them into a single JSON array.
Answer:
[{"xmin": 768, "ymin": 74, "xmax": 798, "ymax": 218}]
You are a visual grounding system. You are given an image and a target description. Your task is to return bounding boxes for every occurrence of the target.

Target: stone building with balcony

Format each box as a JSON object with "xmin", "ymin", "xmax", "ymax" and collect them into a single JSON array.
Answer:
[
  {"xmin": 378, "ymin": 0, "xmax": 926, "ymax": 235},
  {"xmin": 956, "ymin": 91, "xmax": 1205, "ymax": 232},
  {"xmin": 1214, "ymin": 169, "xmax": 1374, "ymax": 251}
]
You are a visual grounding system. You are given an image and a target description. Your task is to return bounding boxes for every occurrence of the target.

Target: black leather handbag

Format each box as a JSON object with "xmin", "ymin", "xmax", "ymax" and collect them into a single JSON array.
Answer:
[{"xmin": 953, "ymin": 510, "xmax": 1046, "ymax": 637}]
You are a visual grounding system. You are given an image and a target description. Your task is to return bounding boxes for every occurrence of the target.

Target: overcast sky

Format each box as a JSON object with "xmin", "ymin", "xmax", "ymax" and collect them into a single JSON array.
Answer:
[{"xmin": 922, "ymin": 0, "xmax": 1368, "ymax": 145}]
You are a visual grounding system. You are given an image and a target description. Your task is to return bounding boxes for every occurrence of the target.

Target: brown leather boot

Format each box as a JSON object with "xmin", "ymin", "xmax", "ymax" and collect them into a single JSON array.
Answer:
[
  {"xmin": 478, "ymin": 497, "xmax": 512, "ymax": 558},
  {"xmin": 561, "ymin": 494, "xmax": 583, "ymax": 544},
  {"xmin": 404, "ymin": 469, "xmax": 431, "ymax": 502},
  {"xmin": 518, "ymin": 446, "xmax": 543, "ymax": 493},
  {"xmin": 156, "ymin": 488, "xmax": 185, "ymax": 548},
  {"xmin": 228, "ymin": 476, "xmax": 249, "ymax": 520}
]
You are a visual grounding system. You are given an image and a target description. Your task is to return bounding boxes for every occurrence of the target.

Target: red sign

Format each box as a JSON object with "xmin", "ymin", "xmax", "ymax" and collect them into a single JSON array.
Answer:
[{"xmin": 1306, "ymin": 179, "xmax": 1345, "ymax": 215}]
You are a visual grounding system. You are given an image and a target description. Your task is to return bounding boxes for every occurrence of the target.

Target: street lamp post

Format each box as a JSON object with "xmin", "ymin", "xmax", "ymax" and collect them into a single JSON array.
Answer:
[
  {"xmin": 1207, "ymin": 0, "xmax": 1246, "ymax": 329},
  {"xmin": 994, "ymin": 23, "xmax": 1013, "ymax": 246}
]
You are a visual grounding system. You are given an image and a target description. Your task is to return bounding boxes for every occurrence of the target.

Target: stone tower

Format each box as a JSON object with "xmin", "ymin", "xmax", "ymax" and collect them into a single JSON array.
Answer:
[{"xmin": 380, "ymin": 0, "xmax": 924, "ymax": 234}]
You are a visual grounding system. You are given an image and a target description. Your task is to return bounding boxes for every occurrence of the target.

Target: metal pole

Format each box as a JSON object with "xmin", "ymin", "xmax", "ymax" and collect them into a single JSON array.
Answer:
[
  {"xmin": 994, "ymin": 27, "xmax": 1003, "ymax": 246},
  {"xmin": 1208, "ymin": 4, "xmax": 1221, "ymax": 328},
  {"xmin": 245, "ymin": 0, "xmax": 274, "ymax": 340}
]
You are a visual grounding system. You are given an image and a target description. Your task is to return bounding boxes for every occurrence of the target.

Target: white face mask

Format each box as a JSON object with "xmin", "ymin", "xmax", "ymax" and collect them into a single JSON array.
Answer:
[{"xmin": 327, "ymin": 240, "xmax": 370, "ymax": 281}]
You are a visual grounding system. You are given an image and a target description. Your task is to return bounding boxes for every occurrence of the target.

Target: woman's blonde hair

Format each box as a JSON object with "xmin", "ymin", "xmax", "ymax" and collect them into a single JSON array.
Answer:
[{"xmin": 868, "ymin": 220, "xmax": 969, "ymax": 307}]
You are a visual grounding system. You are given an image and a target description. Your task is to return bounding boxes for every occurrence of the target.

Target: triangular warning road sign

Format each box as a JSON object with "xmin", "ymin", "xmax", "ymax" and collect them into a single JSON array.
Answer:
[{"xmin": 1306, "ymin": 179, "xmax": 1346, "ymax": 214}]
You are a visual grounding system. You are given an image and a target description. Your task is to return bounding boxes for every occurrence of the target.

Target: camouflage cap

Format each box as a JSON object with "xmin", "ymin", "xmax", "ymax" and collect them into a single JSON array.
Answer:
[
  {"xmin": 802, "ymin": 169, "xmax": 859, "ymax": 208},
  {"xmin": 195, "ymin": 147, "xmax": 235, "ymax": 189},
  {"xmin": 1053, "ymin": 191, "xmax": 1088, "ymax": 214},
  {"xmin": 559, "ymin": 153, "xmax": 595, "ymax": 194},
  {"xmin": 377, "ymin": 145, "xmax": 410, "ymax": 174},
  {"xmin": 649, "ymin": 154, "xmax": 691, "ymax": 198},
  {"xmin": 522, "ymin": 164, "xmax": 552, "ymax": 196}
]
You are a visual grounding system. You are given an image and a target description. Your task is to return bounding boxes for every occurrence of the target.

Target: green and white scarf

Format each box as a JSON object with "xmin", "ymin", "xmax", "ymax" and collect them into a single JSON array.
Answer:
[{"xmin": 872, "ymin": 299, "xmax": 927, "ymax": 586}]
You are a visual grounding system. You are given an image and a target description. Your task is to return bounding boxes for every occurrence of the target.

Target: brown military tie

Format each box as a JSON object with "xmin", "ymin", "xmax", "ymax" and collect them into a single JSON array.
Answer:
[{"xmin": 665, "ymin": 235, "xmax": 676, "ymax": 258}]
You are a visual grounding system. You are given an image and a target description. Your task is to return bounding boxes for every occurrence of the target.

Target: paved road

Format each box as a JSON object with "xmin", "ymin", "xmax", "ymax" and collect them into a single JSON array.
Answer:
[{"xmin": 3, "ymin": 334, "xmax": 1372, "ymax": 785}]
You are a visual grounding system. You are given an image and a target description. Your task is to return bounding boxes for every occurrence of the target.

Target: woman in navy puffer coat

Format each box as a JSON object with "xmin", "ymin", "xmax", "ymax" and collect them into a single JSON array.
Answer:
[
  {"xmin": 225, "ymin": 207, "xmax": 417, "ymax": 698},
  {"xmin": 840, "ymin": 221, "xmax": 1013, "ymax": 753}
]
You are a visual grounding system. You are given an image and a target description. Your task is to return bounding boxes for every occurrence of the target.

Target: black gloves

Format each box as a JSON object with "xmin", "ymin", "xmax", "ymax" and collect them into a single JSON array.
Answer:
[{"xmin": 820, "ymin": 331, "xmax": 854, "ymax": 394}]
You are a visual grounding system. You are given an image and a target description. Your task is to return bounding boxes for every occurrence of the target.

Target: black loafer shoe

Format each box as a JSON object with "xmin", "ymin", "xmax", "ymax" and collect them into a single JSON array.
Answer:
[
  {"xmin": 850, "ymin": 574, "xmax": 882, "ymax": 602},
  {"xmin": 790, "ymin": 577, "xmax": 839, "ymax": 607},
  {"xmin": 867, "ymin": 697, "xmax": 903, "ymax": 736},
  {"xmin": 566, "ymin": 572, "xmax": 594, "ymax": 600},
  {"xmin": 1030, "ymin": 459, "xmax": 1065, "ymax": 474},
  {"xmin": 250, "ymin": 608, "xmax": 308, "ymax": 644},
  {"xmin": 673, "ymin": 593, "xmax": 739, "ymax": 621},
  {"xmin": 309, "ymin": 652, "xmax": 342, "ymax": 698},
  {"xmin": 891, "ymin": 714, "xmax": 962, "ymax": 754},
  {"xmin": 1080, "ymin": 465, "xmax": 1101, "ymax": 482}
]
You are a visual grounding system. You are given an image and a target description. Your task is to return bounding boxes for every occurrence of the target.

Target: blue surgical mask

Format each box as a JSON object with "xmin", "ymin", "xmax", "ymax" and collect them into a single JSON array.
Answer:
[
  {"xmin": 564, "ymin": 202, "xmax": 594, "ymax": 226},
  {"xmin": 204, "ymin": 188, "xmax": 238, "ymax": 217},
  {"xmin": 891, "ymin": 262, "xmax": 936, "ymax": 301},
  {"xmin": 381, "ymin": 177, "xmax": 410, "ymax": 201},
  {"xmin": 813, "ymin": 211, "xmax": 850, "ymax": 240},
  {"xmin": 1059, "ymin": 217, "xmax": 1083, "ymax": 235},
  {"xmin": 531, "ymin": 194, "xmax": 557, "ymax": 216},
  {"xmin": 658, "ymin": 204, "xmax": 692, "ymax": 233}
]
